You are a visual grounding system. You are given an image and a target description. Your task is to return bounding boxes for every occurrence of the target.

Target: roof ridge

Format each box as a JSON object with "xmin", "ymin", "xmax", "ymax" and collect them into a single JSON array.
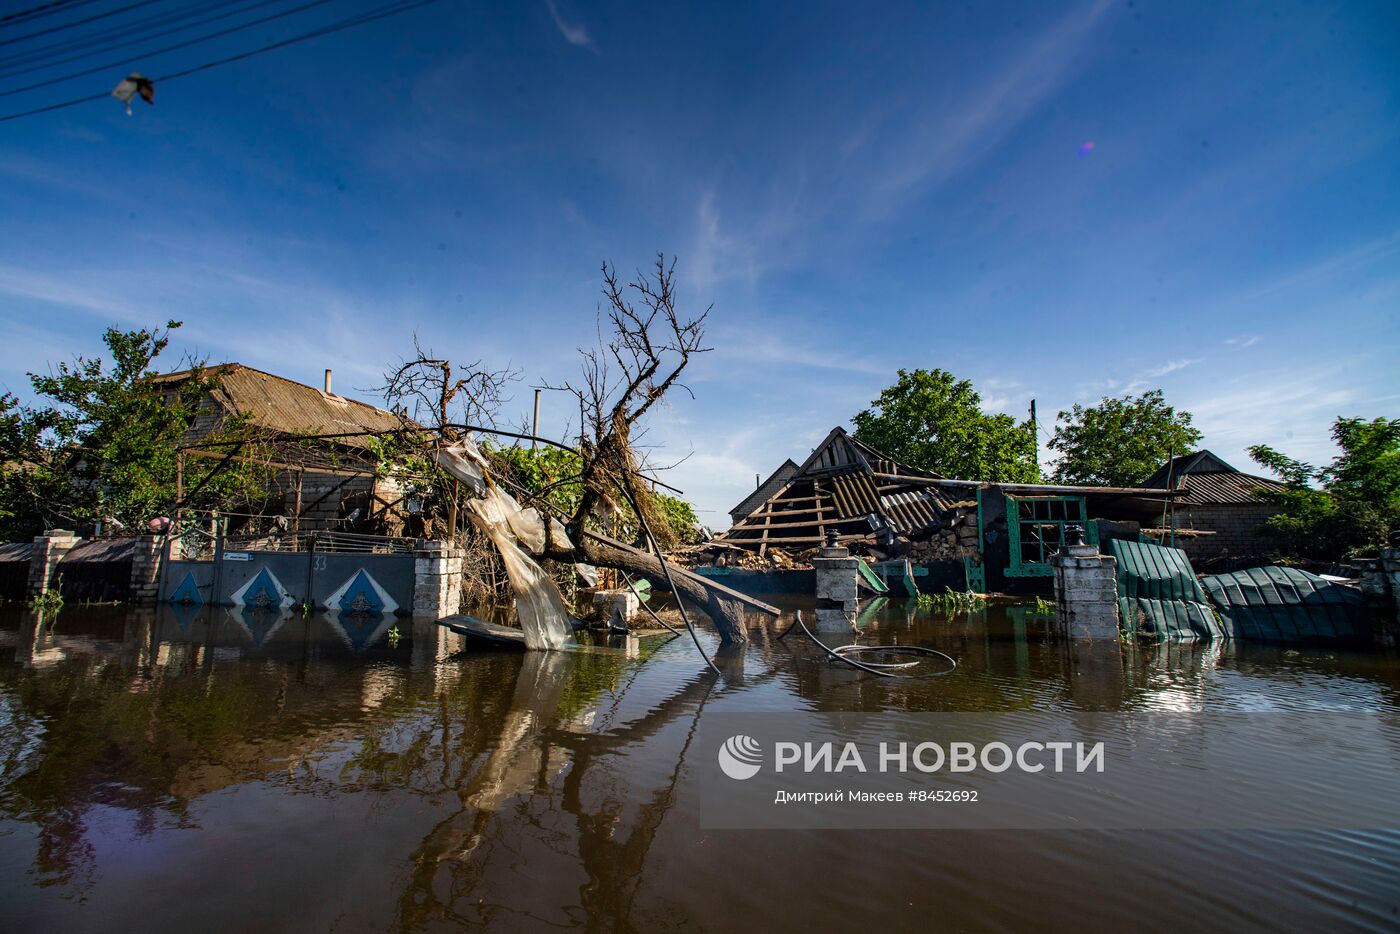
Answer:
[
  {"xmin": 231, "ymin": 364, "xmax": 391, "ymax": 414},
  {"xmin": 159, "ymin": 362, "xmax": 392, "ymax": 415}
]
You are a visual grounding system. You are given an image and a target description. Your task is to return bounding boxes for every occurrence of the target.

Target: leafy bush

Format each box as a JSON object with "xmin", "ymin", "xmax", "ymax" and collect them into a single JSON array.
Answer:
[{"xmin": 1249, "ymin": 416, "xmax": 1400, "ymax": 560}]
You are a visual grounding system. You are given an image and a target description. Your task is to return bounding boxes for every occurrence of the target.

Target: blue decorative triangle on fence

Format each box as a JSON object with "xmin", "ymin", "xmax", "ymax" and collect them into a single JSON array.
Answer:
[{"xmin": 169, "ymin": 571, "xmax": 203, "ymax": 606}]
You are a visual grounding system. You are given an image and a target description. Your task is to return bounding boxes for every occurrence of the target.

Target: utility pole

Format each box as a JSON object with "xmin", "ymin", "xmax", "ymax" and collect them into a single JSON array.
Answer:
[
  {"xmin": 532, "ymin": 388, "xmax": 541, "ymax": 451},
  {"xmin": 1029, "ymin": 398, "xmax": 1039, "ymax": 474}
]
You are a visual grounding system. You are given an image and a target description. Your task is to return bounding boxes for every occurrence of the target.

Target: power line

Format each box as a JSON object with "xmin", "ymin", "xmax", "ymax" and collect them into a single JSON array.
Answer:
[
  {"xmin": 0, "ymin": 0, "xmax": 446, "ymax": 123},
  {"xmin": 0, "ymin": 0, "xmax": 162, "ymax": 49},
  {"xmin": 0, "ymin": 1, "xmax": 101, "ymax": 30},
  {"xmin": 0, "ymin": 0, "xmax": 341, "ymax": 98},
  {"xmin": 0, "ymin": 0, "xmax": 295, "ymax": 80},
  {"xmin": 0, "ymin": 0, "xmax": 263, "ymax": 72}
]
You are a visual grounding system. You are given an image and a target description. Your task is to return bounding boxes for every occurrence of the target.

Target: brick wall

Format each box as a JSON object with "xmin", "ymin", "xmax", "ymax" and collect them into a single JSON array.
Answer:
[
  {"xmin": 1173, "ymin": 504, "xmax": 1277, "ymax": 561},
  {"xmin": 127, "ymin": 536, "xmax": 165, "ymax": 606}
]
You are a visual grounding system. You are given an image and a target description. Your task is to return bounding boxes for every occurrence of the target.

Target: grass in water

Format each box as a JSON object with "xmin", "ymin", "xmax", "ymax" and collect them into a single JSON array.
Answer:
[
  {"xmin": 29, "ymin": 582, "xmax": 64, "ymax": 613},
  {"xmin": 916, "ymin": 588, "xmax": 987, "ymax": 613}
]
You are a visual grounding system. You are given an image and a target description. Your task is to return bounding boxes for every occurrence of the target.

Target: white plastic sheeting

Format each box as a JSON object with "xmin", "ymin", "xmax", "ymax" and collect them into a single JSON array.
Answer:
[{"xmin": 436, "ymin": 440, "xmax": 576, "ymax": 651}]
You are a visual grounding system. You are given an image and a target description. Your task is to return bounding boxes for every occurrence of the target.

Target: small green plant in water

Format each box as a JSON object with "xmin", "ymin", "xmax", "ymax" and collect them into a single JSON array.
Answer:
[
  {"xmin": 386, "ymin": 625, "xmax": 401, "ymax": 648},
  {"xmin": 917, "ymin": 587, "xmax": 986, "ymax": 613},
  {"xmin": 29, "ymin": 585, "xmax": 64, "ymax": 613},
  {"xmin": 1031, "ymin": 596, "xmax": 1055, "ymax": 617}
]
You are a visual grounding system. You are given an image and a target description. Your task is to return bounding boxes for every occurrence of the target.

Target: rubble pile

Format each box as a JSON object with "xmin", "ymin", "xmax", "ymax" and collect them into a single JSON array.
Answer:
[{"xmin": 903, "ymin": 504, "xmax": 980, "ymax": 563}]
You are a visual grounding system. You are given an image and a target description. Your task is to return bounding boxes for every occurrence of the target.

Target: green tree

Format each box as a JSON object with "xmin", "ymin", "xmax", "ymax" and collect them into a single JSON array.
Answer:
[
  {"xmin": 487, "ymin": 443, "xmax": 705, "ymax": 548},
  {"xmin": 851, "ymin": 368, "xmax": 1038, "ymax": 481},
  {"xmin": 1248, "ymin": 416, "xmax": 1400, "ymax": 560},
  {"xmin": 0, "ymin": 321, "xmax": 263, "ymax": 539},
  {"xmin": 1048, "ymin": 390, "xmax": 1201, "ymax": 487}
]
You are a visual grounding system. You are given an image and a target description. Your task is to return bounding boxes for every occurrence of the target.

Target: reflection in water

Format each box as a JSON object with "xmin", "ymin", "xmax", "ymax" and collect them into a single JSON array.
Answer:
[{"xmin": 0, "ymin": 600, "xmax": 1397, "ymax": 931}]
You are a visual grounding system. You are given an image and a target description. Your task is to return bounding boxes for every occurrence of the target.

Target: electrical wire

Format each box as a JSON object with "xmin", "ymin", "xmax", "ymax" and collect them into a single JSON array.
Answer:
[
  {"xmin": 0, "ymin": 1, "xmax": 101, "ymax": 30},
  {"xmin": 778, "ymin": 610, "xmax": 957, "ymax": 678},
  {"xmin": 601, "ymin": 454, "xmax": 720, "ymax": 674},
  {"xmin": 0, "ymin": 0, "xmax": 340, "ymax": 98},
  {"xmin": 0, "ymin": 0, "xmax": 446, "ymax": 123},
  {"xmin": 0, "ymin": 0, "xmax": 281, "ymax": 76},
  {"xmin": 620, "ymin": 568, "xmax": 683, "ymax": 636},
  {"xmin": 0, "ymin": 0, "xmax": 161, "ymax": 49}
]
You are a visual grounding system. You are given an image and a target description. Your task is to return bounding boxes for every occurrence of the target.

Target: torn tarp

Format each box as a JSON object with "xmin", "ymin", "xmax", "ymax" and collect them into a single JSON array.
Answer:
[{"xmin": 111, "ymin": 73, "xmax": 154, "ymax": 115}]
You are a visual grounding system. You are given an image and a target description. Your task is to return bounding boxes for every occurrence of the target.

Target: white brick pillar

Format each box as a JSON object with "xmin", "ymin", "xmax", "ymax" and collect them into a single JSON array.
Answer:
[
  {"xmin": 413, "ymin": 540, "xmax": 464, "ymax": 618},
  {"xmin": 813, "ymin": 534, "xmax": 859, "ymax": 630},
  {"xmin": 127, "ymin": 535, "xmax": 165, "ymax": 606},
  {"xmin": 27, "ymin": 530, "xmax": 80, "ymax": 601},
  {"xmin": 1052, "ymin": 539, "xmax": 1120, "ymax": 642}
]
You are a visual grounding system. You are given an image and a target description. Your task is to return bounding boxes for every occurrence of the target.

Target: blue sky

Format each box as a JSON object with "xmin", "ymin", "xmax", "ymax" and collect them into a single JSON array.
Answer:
[{"xmin": 1, "ymin": 0, "xmax": 1396, "ymax": 527}]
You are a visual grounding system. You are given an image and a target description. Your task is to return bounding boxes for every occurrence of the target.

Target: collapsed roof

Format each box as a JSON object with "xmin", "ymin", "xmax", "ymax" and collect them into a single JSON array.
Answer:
[{"xmin": 719, "ymin": 427, "xmax": 1177, "ymax": 553}]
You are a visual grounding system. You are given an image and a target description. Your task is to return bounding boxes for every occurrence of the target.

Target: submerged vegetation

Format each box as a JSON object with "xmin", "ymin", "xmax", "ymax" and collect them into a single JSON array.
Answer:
[
  {"xmin": 916, "ymin": 588, "xmax": 988, "ymax": 614},
  {"xmin": 28, "ymin": 586, "xmax": 63, "ymax": 614}
]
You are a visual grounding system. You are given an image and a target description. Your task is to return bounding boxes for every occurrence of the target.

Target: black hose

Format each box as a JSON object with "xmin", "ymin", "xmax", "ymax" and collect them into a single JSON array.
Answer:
[
  {"xmin": 608, "ymin": 474, "xmax": 720, "ymax": 675},
  {"xmin": 784, "ymin": 611, "xmax": 956, "ymax": 679}
]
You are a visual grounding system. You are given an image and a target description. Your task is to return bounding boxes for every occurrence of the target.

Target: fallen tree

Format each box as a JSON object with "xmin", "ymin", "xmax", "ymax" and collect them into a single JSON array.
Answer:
[{"xmin": 437, "ymin": 254, "xmax": 775, "ymax": 644}]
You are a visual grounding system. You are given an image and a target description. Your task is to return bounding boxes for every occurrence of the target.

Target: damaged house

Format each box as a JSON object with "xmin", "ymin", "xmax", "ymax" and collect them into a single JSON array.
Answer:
[
  {"xmin": 714, "ymin": 427, "xmax": 1178, "ymax": 593},
  {"xmin": 153, "ymin": 364, "xmax": 412, "ymax": 535},
  {"xmin": 1138, "ymin": 450, "xmax": 1286, "ymax": 564}
]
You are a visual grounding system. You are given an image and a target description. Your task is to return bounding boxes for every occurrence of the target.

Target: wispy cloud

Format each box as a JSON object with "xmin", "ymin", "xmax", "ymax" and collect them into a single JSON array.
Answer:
[
  {"xmin": 1073, "ymin": 357, "xmax": 1200, "ymax": 399},
  {"xmin": 1224, "ymin": 335, "xmax": 1262, "ymax": 347},
  {"xmin": 544, "ymin": 0, "xmax": 596, "ymax": 51},
  {"xmin": 684, "ymin": 1, "xmax": 1113, "ymax": 289},
  {"xmin": 867, "ymin": 0, "xmax": 1113, "ymax": 202},
  {"xmin": 0, "ymin": 265, "xmax": 139, "ymax": 320},
  {"xmin": 1140, "ymin": 357, "xmax": 1199, "ymax": 380}
]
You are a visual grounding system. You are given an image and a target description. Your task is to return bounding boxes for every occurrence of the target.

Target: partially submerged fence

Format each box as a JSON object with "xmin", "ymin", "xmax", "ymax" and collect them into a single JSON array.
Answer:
[{"xmin": 3, "ymin": 523, "xmax": 463, "ymax": 618}]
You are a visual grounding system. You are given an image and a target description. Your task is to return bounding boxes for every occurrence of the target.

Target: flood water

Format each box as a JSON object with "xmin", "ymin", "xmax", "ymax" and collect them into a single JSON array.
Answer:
[{"xmin": 1, "ymin": 599, "xmax": 1397, "ymax": 932}]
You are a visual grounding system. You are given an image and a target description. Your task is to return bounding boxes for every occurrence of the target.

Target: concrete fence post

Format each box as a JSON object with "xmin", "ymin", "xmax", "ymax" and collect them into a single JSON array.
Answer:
[
  {"xmin": 413, "ymin": 540, "xmax": 464, "ymax": 618},
  {"xmin": 813, "ymin": 533, "xmax": 859, "ymax": 632},
  {"xmin": 127, "ymin": 535, "xmax": 166, "ymax": 606},
  {"xmin": 1052, "ymin": 539, "xmax": 1121, "ymax": 642},
  {"xmin": 27, "ymin": 530, "xmax": 80, "ymax": 601}
]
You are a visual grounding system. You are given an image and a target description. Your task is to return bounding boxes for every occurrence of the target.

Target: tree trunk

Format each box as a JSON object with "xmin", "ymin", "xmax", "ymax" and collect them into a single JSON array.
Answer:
[{"xmin": 547, "ymin": 533, "xmax": 765, "ymax": 644}]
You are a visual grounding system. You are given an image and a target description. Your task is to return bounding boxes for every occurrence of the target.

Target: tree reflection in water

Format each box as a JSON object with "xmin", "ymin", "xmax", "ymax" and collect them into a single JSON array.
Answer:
[
  {"xmin": 0, "ymin": 604, "xmax": 752, "ymax": 928},
  {"xmin": 4, "ymin": 603, "xmax": 1396, "ymax": 931}
]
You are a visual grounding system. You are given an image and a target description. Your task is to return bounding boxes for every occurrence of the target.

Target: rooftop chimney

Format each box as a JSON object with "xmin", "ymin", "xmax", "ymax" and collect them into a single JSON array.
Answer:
[{"xmin": 324, "ymin": 368, "xmax": 333, "ymax": 394}]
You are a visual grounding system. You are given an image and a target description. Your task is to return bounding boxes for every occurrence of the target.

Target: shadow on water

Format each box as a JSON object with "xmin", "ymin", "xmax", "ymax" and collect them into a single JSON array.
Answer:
[{"xmin": 0, "ymin": 600, "xmax": 1397, "ymax": 931}]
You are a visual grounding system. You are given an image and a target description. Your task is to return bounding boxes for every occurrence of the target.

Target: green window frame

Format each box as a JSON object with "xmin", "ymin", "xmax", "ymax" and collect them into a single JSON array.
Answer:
[{"xmin": 1004, "ymin": 495, "xmax": 1097, "ymax": 577}]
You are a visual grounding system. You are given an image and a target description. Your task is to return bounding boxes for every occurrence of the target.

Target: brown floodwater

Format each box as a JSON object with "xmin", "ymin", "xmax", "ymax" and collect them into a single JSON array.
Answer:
[{"xmin": 0, "ymin": 599, "xmax": 1397, "ymax": 932}]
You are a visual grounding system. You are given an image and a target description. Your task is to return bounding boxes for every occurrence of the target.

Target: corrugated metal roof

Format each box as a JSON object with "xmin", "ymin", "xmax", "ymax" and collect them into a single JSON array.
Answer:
[
  {"xmin": 1175, "ymin": 471, "xmax": 1285, "ymax": 506},
  {"xmin": 1107, "ymin": 539, "xmax": 1221, "ymax": 641},
  {"xmin": 1109, "ymin": 539, "xmax": 1209, "ymax": 604},
  {"xmin": 1139, "ymin": 449, "xmax": 1284, "ymax": 505},
  {"xmin": 879, "ymin": 488, "xmax": 958, "ymax": 534},
  {"xmin": 59, "ymin": 538, "xmax": 138, "ymax": 564},
  {"xmin": 156, "ymin": 364, "xmax": 402, "ymax": 450},
  {"xmin": 825, "ymin": 471, "xmax": 881, "ymax": 519},
  {"xmin": 1124, "ymin": 597, "xmax": 1227, "ymax": 642},
  {"xmin": 1200, "ymin": 566, "xmax": 1370, "ymax": 643},
  {"xmin": 0, "ymin": 542, "xmax": 33, "ymax": 563}
]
